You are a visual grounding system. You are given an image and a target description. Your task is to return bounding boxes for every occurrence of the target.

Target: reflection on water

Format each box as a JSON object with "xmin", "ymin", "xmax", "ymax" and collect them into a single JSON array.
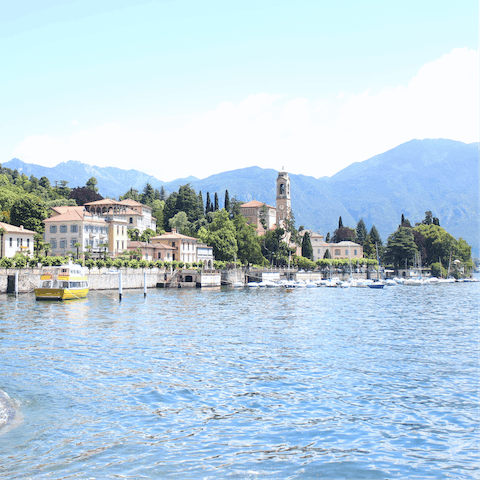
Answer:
[{"xmin": 0, "ymin": 283, "xmax": 479, "ymax": 479}]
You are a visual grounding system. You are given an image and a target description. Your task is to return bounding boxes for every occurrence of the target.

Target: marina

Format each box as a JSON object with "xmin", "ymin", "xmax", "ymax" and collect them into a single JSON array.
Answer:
[{"xmin": 1, "ymin": 279, "xmax": 478, "ymax": 479}]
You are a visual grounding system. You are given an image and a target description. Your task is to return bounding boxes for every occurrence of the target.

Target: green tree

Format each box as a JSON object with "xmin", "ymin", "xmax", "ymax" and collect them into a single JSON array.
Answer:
[
  {"xmin": 74, "ymin": 242, "xmax": 81, "ymax": 259},
  {"xmin": 214, "ymin": 192, "xmax": 219, "ymax": 211},
  {"xmin": 333, "ymin": 226, "xmax": 356, "ymax": 243},
  {"xmin": 325, "ymin": 232, "xmax": 330, "ymax": 243},
  {"xmin": 197, "ymin": 191, "xmax": 205, "ymax": 218},
  {"xmin": 85, "ymin": 177, "xmax": 99, "ymax": 192},
  {"xmin": 356, "ymin": 218, "xmax": 368, "ymax": 245},
  {"xmin": 10, "ymin": 195, "xmax": 48, "ymax": 233},
  {"xmin": 414, "ymin": 223, "xmax": 459, "ymax": 267},
  {"xmin": 338, "ymin": 216, "xmax": 343, "ymax": 229},
  {"xmin": 259, "ymin": 203, "xmax": 268, "ymax": 231},
  {"xmin": 369, "ymin": 225, "xmax": 383, "ymax": 246},
  {"xmin": 233, "ymin": 213, "xmax": 265, "ymax": 265},
  {"xmin": 384, "ymin": 227, "xmax": 418, "ymax": 269},
  {"xmin": 198, "ymin": 209, "xmax": 238, "ymax": 261},
  {"xmin": 163, "ymin": 192, "xmax": 178, "ymax": 230},
  {"xmin": 224, "ymin": 190, "xmax": 230, "ymax": 211},
  {"xmin": 205, "ymin": 192, "xmax": 212, "ymax": 213},
  {"xmin": 140, "ymin": 183, "xmax": 156, "ymax": 206},
  {"xmin": 301, "ymin": 231, "xmax": 313, "ymax": 260},
  {"xmin": 169, "ymin": 211, "xmax": 189, "ymax": 234},
  {"xmin": 176, "ymin": 184, "xmax": 199, "ymax": 222},
  {"xmin": 140, "ymin": 228, "xmax": 156, "ymax": 243}
]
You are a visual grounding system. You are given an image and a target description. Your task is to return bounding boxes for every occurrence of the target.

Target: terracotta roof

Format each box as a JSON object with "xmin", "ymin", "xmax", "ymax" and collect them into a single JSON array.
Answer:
[
  {"xmin": 44, "ymin": 210, "xmax": 105, "ymax": 223},
  {"xmin": 127, "ymin": 241, "xmax": 175, "ymax": 250},
  {"xmin": 240, "ymin": 200, "xmax": 275, "ymax": 209},
  {"xmin": 121, "ymin": 199, "xmax": 151, "ymax": 209},
  {"xmin": 151, "ymin": 231, "xmax": 198, "ymax": 241},
  {"xmin": 51, "ymin": 206, "xmax": 86, "ymax": 215},
  {"xmin": 0, "ymin": 222, "xmax": 36, "ymax": 234},
  {"xmin": 84, "ymin": 199, "xmax": 122, "ymax": 206}
]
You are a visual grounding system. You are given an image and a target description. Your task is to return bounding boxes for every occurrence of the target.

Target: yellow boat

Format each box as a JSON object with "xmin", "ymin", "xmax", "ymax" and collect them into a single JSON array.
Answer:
[{"xmin": 35, "ymin": 262, "xmax": 89, "ymax": 300}]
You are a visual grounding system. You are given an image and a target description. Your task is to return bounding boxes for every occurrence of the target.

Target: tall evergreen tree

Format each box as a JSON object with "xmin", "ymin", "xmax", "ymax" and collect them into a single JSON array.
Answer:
[
  {"xmin": 205, "ymin": 192, "xmax": 212, "ymax": 213},
  {"xmin": 214, "ymin": 192, "xmax": 219, "ymax": 211},
  {"xmin": 85, "ymin": 177, "xmax": 99, "ymax": 192},
  {"xmin": 159, "ymin": 186, "xmax": 167, "ymax": 201},
  {"xmin": 301, "ymin": 231, "xmax": 313, "ymax": 260},
  {"xmin": 325, "ymin": 232, "xmax": 330, "ymax": 243},
  {"xmin": 140, "ymin": 183, "xmax": 155, "ymax": 206},
  {"xmin": 197, "ymin": 191, "xmax": 205, "ymax": 217},
  {"xmin": 356, "ymin": 218, "xmax": 368, "ymax": 245},
  {"xmin": 369, "ymin": 225, "xmax": 383, "ymax": 246},
  {"xmin": 176, "ymin": 184, "xmax": 198, "ymax": 222},
  {"xmin": 338, "ymin": 216, "xmax": 343, "ymax": 229},
  {"xmin": 224, "ymin": 190, "xmax": 230, "ymax": 211}
]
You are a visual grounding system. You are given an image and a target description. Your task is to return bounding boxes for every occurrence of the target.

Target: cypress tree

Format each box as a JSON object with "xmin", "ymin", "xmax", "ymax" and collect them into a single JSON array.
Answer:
[
  {"xmin": 325, "ymin": 232, "xmax": 330, "ymax": 243},
  {"xmin": 338, "ymin": 216, "xmax": 343, "ymax": 229},
  {"xmin": 301, "ymin": 231, "xmax": 313, "ymax": 260},
  {"xmin": 197, "ymin": 191, "xmax": 204, "ymax": 217},
  {"xmin": 214, "ymin": 192, "xmax": 219, "ymax": 211},
  {"xmin": 224, "ymin": 190, "xmax": 230, "ymax": 211},
  {"xmin": 205, "ymin": 192, "xmax": 212, "ymax": 213}
]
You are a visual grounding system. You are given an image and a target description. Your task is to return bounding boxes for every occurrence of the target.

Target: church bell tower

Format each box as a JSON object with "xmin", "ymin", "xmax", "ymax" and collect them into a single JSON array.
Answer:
[{"xmin": 276, "ymin": 169, "xmax": 291, "ymax": 226}]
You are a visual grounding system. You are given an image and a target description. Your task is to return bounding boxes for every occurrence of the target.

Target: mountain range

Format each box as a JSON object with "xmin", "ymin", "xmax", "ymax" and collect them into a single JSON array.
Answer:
[{"xmin": 4, "ymin": 138, "xmax": 479, "ymax": 255}]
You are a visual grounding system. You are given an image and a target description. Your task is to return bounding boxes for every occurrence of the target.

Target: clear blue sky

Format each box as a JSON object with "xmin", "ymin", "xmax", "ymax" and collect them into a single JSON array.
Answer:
[{"xmin": 1, "ymin": 0, "xmax": 478, "ymax": 180}]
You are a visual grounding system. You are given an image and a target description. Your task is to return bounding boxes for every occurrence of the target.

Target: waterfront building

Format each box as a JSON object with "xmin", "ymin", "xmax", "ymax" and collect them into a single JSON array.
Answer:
[
  {"xmin": 196, "ymin": 243, "xmax": 215, "ymax": 269},
  {"xmin": 0, "ymin": 222, "xmax": 36, "ymax": 258},
  {"xmin": 117, "ymin": 198, "xmax": 157, "ymax": 233},
  {"xmin": 126, "ymin": 241, "xmax": 175, "ymax": 262},
  {"xmin": 44, "ymin": 206, "xmax": 128, "ymax": 257},
  {"xmin": 150, "ymin": 229, "xmax": 198, "ymax": 264}
]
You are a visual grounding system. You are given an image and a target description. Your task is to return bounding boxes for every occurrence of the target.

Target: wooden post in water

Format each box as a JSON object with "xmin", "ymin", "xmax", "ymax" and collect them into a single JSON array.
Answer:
[
  {"xmin": 144, "ymin": 271, "xmax": 147, "ymax": 298},
  {"xmin": 119, "ymin": 271, "xmax": 123, "ymax": 302}
]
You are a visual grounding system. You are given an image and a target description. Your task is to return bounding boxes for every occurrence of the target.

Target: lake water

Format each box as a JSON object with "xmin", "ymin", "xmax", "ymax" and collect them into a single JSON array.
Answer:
[{"xmin": 1, "ymin": 281, "xmax": 479, "ymax": 479}]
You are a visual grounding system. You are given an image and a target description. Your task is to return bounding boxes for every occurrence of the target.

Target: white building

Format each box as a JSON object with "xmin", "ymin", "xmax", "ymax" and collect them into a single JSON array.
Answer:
[{"xmin": 0, "ymin": 222, "xmax": 36, "ymax": 258}]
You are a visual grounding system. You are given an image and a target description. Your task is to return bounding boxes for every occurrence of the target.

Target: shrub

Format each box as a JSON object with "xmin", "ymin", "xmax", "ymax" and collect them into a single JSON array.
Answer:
[
  {"xmin": 85, "ymin": 259, "xmax": 96, "ymax": 270},
  {"xmin": 96, "ymin": 260, "xmax": 106, "ymax": 269},
  {"xmin": 105, "ymin": 258, "xmax": 114, "ymax": 268},
  {"xmin": 138, "ymin": 259, "xmax": 148, "ymax": 268},
  {"xmin": 128, "ymin": 259, "xmax": 139, "ymax": 269},
  {"xmin": 0, "ymin": 257, "xmax": 14, "ymax": 268},
  {"xmin": 113, "ymin": 258, "xmax": 124, "ymax": 269},
  {"xmin": 13, "ymin": 254, "xmax": 29, "ymax": 268}
]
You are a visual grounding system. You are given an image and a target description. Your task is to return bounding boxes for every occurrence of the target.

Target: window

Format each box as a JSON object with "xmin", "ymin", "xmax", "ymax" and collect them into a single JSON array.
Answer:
[
  {"xmin": 354, "ymin": 249, "xmax": 358, "ymax": 255},
  {"xmin": 71, "ymin": 225, "xmax": 78, "ymax": 233},
  {"xmin": 27, "ymin": 238, "xmax": 30, "ymax": 248},
  {"xmin": 60, "ymin": 225, "xmax": 67, "ymax": 233},
  {"xmin": 60, "ymin": 239, "xmax": 66, "ymax": 249},
  {"xmin": 117, "ymin": 226, "xmax": 119, "ymax": 234},
  {"xmin": 345, "ymin": 249, "xmax": 349, "ymax": 256},
  {"xmin": 172, "ymin": 242, "xmax": 176, "ymax": 248},
  {"xmin": 17, "ymin": 238, "xmax": 20, "ymax": 248},
  {"xmin": 129, "ymin": 217, "xmax": 133, "ymax": 224},
  {"xmin": 51, "ymin": 239, "xmax": 57, "ymax": 248},
  {"xmin": 335, "ymin": 249, "xmax": 340, "ymax": 256},
  {"xmin": 70, "ymin": 238, "xmax": 77, "ymax": 247},
  {"xmin": 50, "ymin": 225, "xmax": 57, "ymax": 233}
]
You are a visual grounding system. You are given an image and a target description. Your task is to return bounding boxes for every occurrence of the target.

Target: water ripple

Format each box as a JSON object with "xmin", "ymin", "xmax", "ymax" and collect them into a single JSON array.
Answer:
[{"xmin": 0, "ymin": 282, "xmax": 478, "ymax": 479}]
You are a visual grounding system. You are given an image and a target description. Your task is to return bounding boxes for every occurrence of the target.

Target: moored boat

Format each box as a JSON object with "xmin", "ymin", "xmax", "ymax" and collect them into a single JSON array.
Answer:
[{"xmin": 35, "ymin": 262, "xmax": 89, "ymax": 300}]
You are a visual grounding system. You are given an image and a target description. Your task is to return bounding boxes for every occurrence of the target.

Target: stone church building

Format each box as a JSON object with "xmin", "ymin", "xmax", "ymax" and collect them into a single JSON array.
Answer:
[{"xmin": 240, "ymin": 170, "xmax": 292, "ymax": 234}]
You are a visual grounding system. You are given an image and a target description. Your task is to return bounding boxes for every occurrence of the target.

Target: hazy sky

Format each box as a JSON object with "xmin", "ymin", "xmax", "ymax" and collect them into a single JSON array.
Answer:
[{"xmin": 1, "ymin": 0, "xmax": 478, "ymax": 181}]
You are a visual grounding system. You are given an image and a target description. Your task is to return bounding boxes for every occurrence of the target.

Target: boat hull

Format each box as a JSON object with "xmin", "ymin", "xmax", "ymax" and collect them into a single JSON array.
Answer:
[{"xmin": 35, "ymin": 288, "xmax": 89, "ymax": 301}]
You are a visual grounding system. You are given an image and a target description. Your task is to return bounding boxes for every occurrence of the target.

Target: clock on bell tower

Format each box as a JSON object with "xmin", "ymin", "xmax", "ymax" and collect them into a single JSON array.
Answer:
[{"xmin": 276, "ymin": 170, "xmax": 291, "ymax": 226}]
